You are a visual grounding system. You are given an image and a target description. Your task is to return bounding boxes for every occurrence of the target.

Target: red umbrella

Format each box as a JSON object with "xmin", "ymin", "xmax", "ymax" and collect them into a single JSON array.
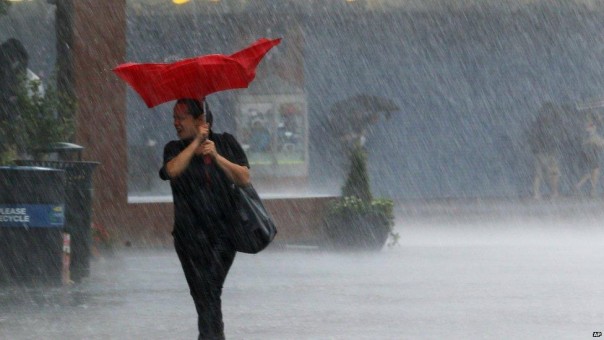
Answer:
[{"xmin": 113, "ymin": 38, "xmax": 281, "ymax": 108}]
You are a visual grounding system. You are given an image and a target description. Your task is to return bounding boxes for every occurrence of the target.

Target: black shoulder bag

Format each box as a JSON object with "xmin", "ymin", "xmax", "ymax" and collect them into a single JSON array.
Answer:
[
  {"xmin": 214, "ymin": 133, "xmax": 277, "ymax": 254},
  {"xmin": 228, "ymin": 183, "xmax": 277, "ymax": 254}
]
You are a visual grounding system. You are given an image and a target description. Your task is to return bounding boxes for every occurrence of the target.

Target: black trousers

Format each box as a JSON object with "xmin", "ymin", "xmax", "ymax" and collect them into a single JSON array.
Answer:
[{"xmin": 174, "ymin": 229, "xmax": 236, "ymax": 340}]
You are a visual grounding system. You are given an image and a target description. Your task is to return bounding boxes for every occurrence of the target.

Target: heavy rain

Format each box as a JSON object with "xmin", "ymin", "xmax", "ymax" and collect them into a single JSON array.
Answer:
[{"xmin": 2, "ymin": 0, "xmax": 604, "ymax": 339}]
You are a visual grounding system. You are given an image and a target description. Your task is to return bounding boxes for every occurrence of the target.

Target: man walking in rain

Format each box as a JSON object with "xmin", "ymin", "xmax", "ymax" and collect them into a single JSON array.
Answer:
[
  {"xmin": 528, "ymin": 108, "xmax": 563, "ymax": 200},
  {"xmin": 159, "ymin": 99, "xmax": 250, "ymax": 339},
  {"xmin": 575, "ymin": 118, "xmax": 604, "ymax": 197}
]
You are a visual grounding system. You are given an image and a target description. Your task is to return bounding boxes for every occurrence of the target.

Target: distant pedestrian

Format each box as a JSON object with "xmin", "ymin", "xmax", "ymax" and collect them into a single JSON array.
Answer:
[
  {"xmin": 574, "ymin": 120, "xmax": 604, "ymax": 197},
  {"xmin": 159, "ymin": 98, "xmax": 250, "ymax": 339},
  {"xmin": 528, "ymin": 109, "xmax": 563, "ymax": 200}
]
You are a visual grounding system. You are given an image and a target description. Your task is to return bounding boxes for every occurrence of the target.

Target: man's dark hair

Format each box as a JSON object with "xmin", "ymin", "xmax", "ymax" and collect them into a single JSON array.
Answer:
[{"xmin": 176, "ymin": 98, "xmax": 213, "ymax": 125}]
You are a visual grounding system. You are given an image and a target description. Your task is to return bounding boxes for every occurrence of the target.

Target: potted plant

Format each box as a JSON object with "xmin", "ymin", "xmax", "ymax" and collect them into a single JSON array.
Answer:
[
  {"xmin": 0, "ymin": 1, "xmax": 10, "ymax": 16},
  {"xmin": 324, "ymin": 143, "xmax": 398, "ymax": 250},
  {"xmin": 0, "ymin": 76, "xmax": 74, "ymax": 164}
]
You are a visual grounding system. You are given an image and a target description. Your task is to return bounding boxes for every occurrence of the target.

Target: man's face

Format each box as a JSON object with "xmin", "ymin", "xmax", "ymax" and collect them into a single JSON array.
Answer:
[{"xmin": 173, "ymin": 102, "xmax": 204, "ymax": 140}]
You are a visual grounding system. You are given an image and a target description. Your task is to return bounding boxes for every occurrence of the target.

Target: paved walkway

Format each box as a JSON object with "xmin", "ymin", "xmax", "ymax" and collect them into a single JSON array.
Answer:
[{"xmin": 1, "ymin": 200, "xmax": 604, "ymax": 339}]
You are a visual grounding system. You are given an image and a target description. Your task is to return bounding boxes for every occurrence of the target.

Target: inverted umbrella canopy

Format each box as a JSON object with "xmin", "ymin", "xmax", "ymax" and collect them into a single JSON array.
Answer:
[
  {"xmin": 113, "ymin": 38, "xmax": 281, "ymax": 108},
  {"xmin": 330, "ymin": 94, "xmax": 400, "ymax": 119}
]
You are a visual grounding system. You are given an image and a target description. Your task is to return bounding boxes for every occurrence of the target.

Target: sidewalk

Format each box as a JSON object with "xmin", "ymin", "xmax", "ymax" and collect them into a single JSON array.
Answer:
[
  {"xmin": 396, "ymin": 195, "xmax": 604, "ymax": 219},
  {"xmin": 1, "ymin": 199, "xmax": 604, "ymax": 339}
]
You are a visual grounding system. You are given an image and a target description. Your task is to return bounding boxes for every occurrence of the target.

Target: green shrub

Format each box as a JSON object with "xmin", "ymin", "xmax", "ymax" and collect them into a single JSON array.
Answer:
[
  {"xmin": 0, "ymin": 77, "xmax": 74, "ymax": 164},
  {"xmin": 0, "ymin": 1, "xmax": 11, "ymax": 16},
  {"xmin": 341, "ymin": 145, "xmax": 372, "ymax": 202},
  {"xmin": 329, "ymin": 196, "xmax": 393, "ymax": 225}
]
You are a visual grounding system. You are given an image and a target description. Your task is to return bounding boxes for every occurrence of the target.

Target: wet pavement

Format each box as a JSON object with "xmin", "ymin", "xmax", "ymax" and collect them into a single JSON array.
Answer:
[{"xmin": 2, "ymin": 200, "xmax": 604, "ymax": 339}]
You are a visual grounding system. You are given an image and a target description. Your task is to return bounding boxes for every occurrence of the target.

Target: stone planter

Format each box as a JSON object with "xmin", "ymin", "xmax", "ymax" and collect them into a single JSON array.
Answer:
[{"xmin": 324, "ymin": 212, "xmax": 391, "ymax": 250}]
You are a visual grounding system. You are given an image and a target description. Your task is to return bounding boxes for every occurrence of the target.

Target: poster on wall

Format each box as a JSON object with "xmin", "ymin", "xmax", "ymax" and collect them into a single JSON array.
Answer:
[
  {"xmin": 237, "ymin": 95, "xmax": 307, "ymax": 178},
  {"xmin": 238, "ymin": 102, "xmax": 275, "ymax": 157}
]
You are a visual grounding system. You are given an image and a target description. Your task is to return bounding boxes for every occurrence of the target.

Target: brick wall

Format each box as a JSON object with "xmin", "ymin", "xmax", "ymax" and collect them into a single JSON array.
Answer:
[{"xmin": 112, "ymin": 196, "xmax": 337, "ymax": 248}]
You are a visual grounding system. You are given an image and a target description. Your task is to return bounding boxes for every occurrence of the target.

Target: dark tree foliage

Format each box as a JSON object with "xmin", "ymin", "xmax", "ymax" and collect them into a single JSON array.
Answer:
[
  {"xmin": 342, "ymin": 144, "xmax": 372, "ymax": 202},
  {"xmin": 0, "ymin": 1, "xmax": 10, "ymax": 16}
]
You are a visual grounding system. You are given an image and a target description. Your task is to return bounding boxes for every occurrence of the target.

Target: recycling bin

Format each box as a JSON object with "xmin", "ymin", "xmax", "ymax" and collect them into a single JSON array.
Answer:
[
  {"xmin": 0, "ymin": 166, "xmax": 66, "ymax": 285},
  {"xmin": 17, "ymin": 142, "xmax": 99, "ymax": 282}
]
